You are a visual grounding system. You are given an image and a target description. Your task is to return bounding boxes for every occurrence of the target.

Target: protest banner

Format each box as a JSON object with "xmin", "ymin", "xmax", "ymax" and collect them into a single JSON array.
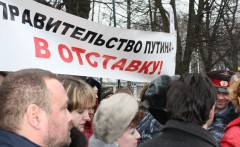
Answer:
[{"xmin": 0, "ymin": 0, "xmax": 176, "ymax": 82}]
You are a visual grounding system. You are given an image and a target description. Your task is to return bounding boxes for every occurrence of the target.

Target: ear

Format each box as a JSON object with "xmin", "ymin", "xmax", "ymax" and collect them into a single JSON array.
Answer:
[{"xmin": 26, "ymin": 104, "xmax": 42, "ymax": 130}]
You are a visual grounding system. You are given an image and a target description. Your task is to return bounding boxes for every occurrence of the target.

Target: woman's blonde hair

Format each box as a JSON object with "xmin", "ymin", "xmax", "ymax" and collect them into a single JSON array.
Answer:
[
  {"xmin": 58, "ymin": 75, "xmax": 96, "ymax": 112},
  {"xmin": 228, "ymin": 72, "xmax": 240, "ymax": 113}
]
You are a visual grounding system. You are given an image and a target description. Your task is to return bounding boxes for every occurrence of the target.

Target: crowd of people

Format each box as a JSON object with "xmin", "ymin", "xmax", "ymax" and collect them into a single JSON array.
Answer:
[{"xmin": 0, "ymin": 68, "xmax": 239, "ymax": 147}]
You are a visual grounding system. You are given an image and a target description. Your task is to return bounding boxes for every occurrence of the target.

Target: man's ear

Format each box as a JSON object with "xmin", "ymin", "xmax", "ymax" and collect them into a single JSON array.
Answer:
[{"xmin": 26, "ymin": 104, "xmax": 41, "ymax": 130}]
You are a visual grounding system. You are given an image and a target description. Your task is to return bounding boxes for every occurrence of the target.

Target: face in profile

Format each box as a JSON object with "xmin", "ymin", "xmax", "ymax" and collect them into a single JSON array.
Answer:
[
  {"xmin": 116, "ymin": 127, "xmax": 140, "ymax": 147},
  {"xmin": 71, "ymin": 109, "xmax": 90, "ymax": 132},
  {"xmin": 44, "ymin": 79, "xmax": 73, "ymax": 147},
  {"xmin": 93, "ymin": 86, "xmax": 99, "ymax": 99},
  {"xmin": 88, "ymin": 106, "xmax": 96, "ymax": 121}
]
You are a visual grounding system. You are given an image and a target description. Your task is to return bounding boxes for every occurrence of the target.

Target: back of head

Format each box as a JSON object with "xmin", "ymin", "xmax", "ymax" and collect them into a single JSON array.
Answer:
[
  {"xmin": 166, "ymin": 73, "xmax": 217, "ymax": 126},
  {"xmin": 58, "ymin": 75, "xmax": 96, "ymax": 112},
  {"xmin": 101, "ymin": 87, "xmax": 114, "ymax": 100},
  {"xmin": 139, "ymin": 83, "xmax": 149, "ymax": 103},
  {"xmin": 139, "ymin": 83, "xmax": 150, "ymax": 110},
  {"xmin": 85, "ymin": 77, "xmax": 101, "ymax": 89},
  {"xmin": 0, "ymin": 68, "xmax": 55, "ymax": 131},
  {"xmin": 115, "ymin": 87, "xmax": 133, "ymax": 96},
  {"xmin": 145, "ymin": 75, "xmax": 173, "ymax": 109},
  {"xmin": 93, "ymin": 93, "xmax": 138, "ymax": 143},
  {"xmin": 228, "ymin": 72, "xmax": 240, "ymax": 113},
  {"xmin": 85, "ymin": 77, "xmax": 101, "ymax": 99}
]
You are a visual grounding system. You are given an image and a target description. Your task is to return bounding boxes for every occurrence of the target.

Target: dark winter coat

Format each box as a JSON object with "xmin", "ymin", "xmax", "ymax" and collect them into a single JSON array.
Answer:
[
  {"xmin": 139, "ymin": 119, "xmax": 217, "ymax": 147},
  {"xmin": 0, "ymin": 130, "xmax": 40, "ymax": 147},
  {"xmin": 69, "ymin": 127, "xmax": 87, "ymax": 147}
]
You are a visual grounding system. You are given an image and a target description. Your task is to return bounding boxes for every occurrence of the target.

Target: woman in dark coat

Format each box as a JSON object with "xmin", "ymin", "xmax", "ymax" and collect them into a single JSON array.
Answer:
[{"xmin": 137, "ymin": 75, "xmax": 173, "ymax": 144}]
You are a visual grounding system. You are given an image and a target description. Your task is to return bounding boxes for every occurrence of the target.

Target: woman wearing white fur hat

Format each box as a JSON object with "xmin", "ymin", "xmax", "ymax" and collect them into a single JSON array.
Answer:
[{"xmin": 89, "ymin": 93, "xmax": 143, "ymax": 147}]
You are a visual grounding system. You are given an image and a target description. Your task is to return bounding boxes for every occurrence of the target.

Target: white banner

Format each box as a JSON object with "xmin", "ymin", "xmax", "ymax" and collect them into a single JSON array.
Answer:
[{"xmin": 0, "ymin": 0, "xmax": 176, "ymax": 82}]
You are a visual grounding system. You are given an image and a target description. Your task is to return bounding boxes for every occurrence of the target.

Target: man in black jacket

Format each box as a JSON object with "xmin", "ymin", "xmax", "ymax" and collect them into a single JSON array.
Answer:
[{"xmin": 140, "ymin": 73, "xmax": 217, "ymax": 147}]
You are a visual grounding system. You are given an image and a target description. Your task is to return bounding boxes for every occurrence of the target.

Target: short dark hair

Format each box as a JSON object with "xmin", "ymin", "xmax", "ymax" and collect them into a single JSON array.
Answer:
[
  {"xmin": 166, "ymin": 73, "xmax": 217, "ymax": 126},
  {"xmin": 85, "ymin": 77, "xmax": 101, "ymax": 99},
  {"xmin": 0, "ymin": 68, "xmax": 56, "ymax": 131}
]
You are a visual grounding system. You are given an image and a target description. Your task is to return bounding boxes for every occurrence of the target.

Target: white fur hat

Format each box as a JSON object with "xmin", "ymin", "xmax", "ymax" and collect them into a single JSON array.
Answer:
[{"xmin": 92, "ymin": 93, "xmax": 138, "ymax": 143}]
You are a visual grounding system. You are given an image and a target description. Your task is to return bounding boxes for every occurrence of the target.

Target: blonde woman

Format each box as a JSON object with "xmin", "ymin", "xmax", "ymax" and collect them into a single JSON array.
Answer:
[
  {"xmin": 58, "ymin": 75, "xmax": 96, "ymax": 147},
  {"xmin": 221, "ymin": 72, "xmax": 240, "ymax": 147}
]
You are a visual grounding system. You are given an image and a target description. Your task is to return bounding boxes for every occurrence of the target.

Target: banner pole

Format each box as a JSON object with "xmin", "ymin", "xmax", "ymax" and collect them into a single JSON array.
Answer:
[{"xmin": 112, "ymin": 0, "xmax": 121, "ymax": 88}]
